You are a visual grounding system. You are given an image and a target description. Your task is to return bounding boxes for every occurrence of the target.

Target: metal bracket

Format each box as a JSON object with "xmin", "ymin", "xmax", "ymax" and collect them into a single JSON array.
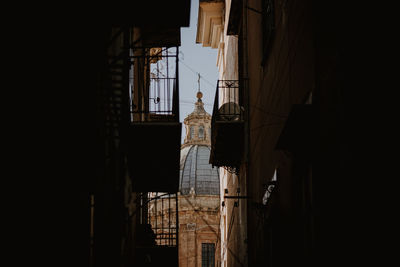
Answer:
[
  {"xmin": 245, "ymin": 5, "xmax": 263, "ymax": 15},
  {"xmin": 224, "ymin": 195, "xmax": 250, "ymax": 199}
]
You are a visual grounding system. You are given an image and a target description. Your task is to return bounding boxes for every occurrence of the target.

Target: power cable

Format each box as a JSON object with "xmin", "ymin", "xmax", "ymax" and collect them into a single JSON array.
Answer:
[{"xmin": 180, "ymin": 59, "xmax": 217, "ymax": 90}]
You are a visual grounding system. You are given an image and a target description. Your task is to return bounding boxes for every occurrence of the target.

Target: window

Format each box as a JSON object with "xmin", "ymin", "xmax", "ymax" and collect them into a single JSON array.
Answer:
[
  {"xmin": 261, "ymin": 0, "xmax": 275, "ymax": 65},
  {"xmin": 190, "ymin": 126, "xmax": 195, "ymax": 139},
  {"xmin": 262, "ymin": 169, "xmax": 277, "ymax": 205},
  {"xmin": 199, "ymin": 125, "xmax": 204, "ymax": 139},
  {"xmin": 202, "ymin": 243, "xmax": 215, "ymax": 267}
]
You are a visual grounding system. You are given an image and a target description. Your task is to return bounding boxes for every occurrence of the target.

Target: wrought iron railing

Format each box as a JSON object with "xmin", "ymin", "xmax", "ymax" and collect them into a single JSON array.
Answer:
[
  {"xmin": 147, "ymin": 192, "xmax": 179, "ymax": 247},
  {"xmin": 210, "ymin": 79, "xmax": 244, "ymax": 173},
  {"xmin": 130, "ymin": 46, "xmax": 179, "ymax": 122},
  {"xmin": 211, "ymin": 80, "xmax": 244, "ymax": 124}
]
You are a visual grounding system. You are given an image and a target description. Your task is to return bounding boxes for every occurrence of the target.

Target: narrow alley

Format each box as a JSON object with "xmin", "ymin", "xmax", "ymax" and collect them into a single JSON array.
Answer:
[{"xmin": 26, "ymin": 1, "xmax": 389, "ymax": 267}]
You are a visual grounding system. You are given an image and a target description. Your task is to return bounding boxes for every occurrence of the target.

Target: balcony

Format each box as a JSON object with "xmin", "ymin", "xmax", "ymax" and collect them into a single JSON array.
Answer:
[
  {"xmin": 209, "ymin": 80, "xmax": 244, "ymax": 171},
  {"xmin": 127, "ymin": 47, "xmax": 181, "ymax": 193},
  {"xmin": 135, "ymin": 193, "xmax": 179, "ymax": 266}
]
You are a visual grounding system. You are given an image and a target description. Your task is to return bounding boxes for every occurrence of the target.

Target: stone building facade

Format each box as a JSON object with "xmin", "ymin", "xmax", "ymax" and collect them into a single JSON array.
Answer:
[
  {"xmin": 178, "ymin": 195, "xmax": 220, "ymax": 267},
  {"xmin": 149, "ymin": 92, "xmax": 221, "ymax": 267},
  {"xmin": 196, "ymin": 1, "xmax": 244, "ymax": 266}
]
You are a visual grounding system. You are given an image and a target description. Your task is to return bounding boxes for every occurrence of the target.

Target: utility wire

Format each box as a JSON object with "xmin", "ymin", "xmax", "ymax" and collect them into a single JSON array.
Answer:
[
  {"xmin": 180, "ymin": 99, "xmax": 213, "ymax": 106},
  {"xmin": 180, "ymin": 102, "xmax": 213, "ymax": 107},
  {"xmin": 180, "ymin": 59, "xmax": 217, "ymax": 90}
]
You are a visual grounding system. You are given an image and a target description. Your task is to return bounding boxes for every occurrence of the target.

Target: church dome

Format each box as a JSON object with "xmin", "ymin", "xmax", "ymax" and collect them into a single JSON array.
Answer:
[{"xmin": 179, "ymin": 145, "xmax": 220, "ymax": 195}]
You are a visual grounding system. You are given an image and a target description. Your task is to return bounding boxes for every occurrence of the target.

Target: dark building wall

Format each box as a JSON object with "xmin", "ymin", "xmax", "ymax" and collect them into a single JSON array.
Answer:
[
  {"xmin": 243, "ymin": 0, "xmax": 315, "ymax": 265},
  {"xmin": 239, "ymin": 0, "xmax": 379, "ymax": 265},
  {"xmin": 199, "ymin": 0, "xmax": 389, "ymax": 266},
  {"xmin": 311, "ymin": 1, "xmax": 359, "ymax": 265},
  {"xmin": 44, "ymin": 3, "xmax": 190, "ymax": 266}
]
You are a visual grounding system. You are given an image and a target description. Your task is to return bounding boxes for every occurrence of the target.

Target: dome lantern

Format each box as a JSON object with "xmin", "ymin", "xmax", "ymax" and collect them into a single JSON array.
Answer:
[
  {"xmin": 180, "ymin": 90, "xmax": 219, "ymax": 196},
  {"xmin": 183, "ymin": 90, "xmax": 212, "ymax": 147}
]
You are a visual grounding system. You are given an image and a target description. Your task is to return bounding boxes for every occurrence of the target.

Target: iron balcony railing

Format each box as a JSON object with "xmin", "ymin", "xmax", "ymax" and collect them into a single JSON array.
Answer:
[
  {"xmin": 134, "ymin": 192, "xmax": 179, "ymax": 266},
  {"xmin": 126, "ymin": 46, "xmax": 181, "ymax": 193},
  {"xmin": 210, "ymin": 80, "xmax": 245, "ymax": 172},
  {"xmin": 147, "ymin": 192, "xmax": 179, "ymax": 247},
  {"xmin": 130, "ymin": 46, "xmax": 179, "ymax": 123},
  {"xmin": 211, "ymin": 80, "xmax": 244, "ymax": 124}
]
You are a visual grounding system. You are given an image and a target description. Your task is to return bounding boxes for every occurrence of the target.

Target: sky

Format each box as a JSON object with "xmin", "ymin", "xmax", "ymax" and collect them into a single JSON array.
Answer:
[{"xmin": 179, "ymin": 0, "xmax": 219, "ymax": 143}]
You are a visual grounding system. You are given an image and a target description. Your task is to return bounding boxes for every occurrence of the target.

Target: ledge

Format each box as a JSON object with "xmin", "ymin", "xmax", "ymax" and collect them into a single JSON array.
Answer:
[{"xmin": 196, "ymin": 0, "xmax": 224, "ymax": 48}]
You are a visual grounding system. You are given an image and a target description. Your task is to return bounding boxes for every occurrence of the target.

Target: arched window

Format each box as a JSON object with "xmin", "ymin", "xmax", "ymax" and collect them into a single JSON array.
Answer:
[
  {"xmin": 190, "ymin": 126, "xmax": 195, "ymax": 139},
  {"xmin": 199, "ymin": 125, "xmax": 204, "ymax": 139}
]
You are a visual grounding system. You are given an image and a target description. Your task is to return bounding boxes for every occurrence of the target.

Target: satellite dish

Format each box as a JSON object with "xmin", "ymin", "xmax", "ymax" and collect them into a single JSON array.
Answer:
[{"xmin": 218, "ymin": 102, "xmax": 243, "ymax": 121}]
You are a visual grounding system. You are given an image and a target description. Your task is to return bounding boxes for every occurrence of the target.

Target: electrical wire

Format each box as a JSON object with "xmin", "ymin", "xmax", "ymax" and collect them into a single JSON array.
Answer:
[
  {"xmin": 180, "ymin": 99, "xmax": 213, "ymax": 106},
  {"xmin": 179, "ymin": 59, "xmax": 217, "ymax": 90}
]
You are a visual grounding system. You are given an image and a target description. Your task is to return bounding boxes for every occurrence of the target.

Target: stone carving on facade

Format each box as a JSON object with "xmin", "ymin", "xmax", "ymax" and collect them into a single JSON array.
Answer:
[{"xmin": 187, "ymin": 223, "xmax": 196, "ymax": 231}]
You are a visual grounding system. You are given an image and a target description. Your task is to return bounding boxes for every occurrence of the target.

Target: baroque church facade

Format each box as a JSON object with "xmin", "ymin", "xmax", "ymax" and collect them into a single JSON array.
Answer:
[{"xmin": 149, "ymin": 92, "xmax": 221, "ymax": 267}]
